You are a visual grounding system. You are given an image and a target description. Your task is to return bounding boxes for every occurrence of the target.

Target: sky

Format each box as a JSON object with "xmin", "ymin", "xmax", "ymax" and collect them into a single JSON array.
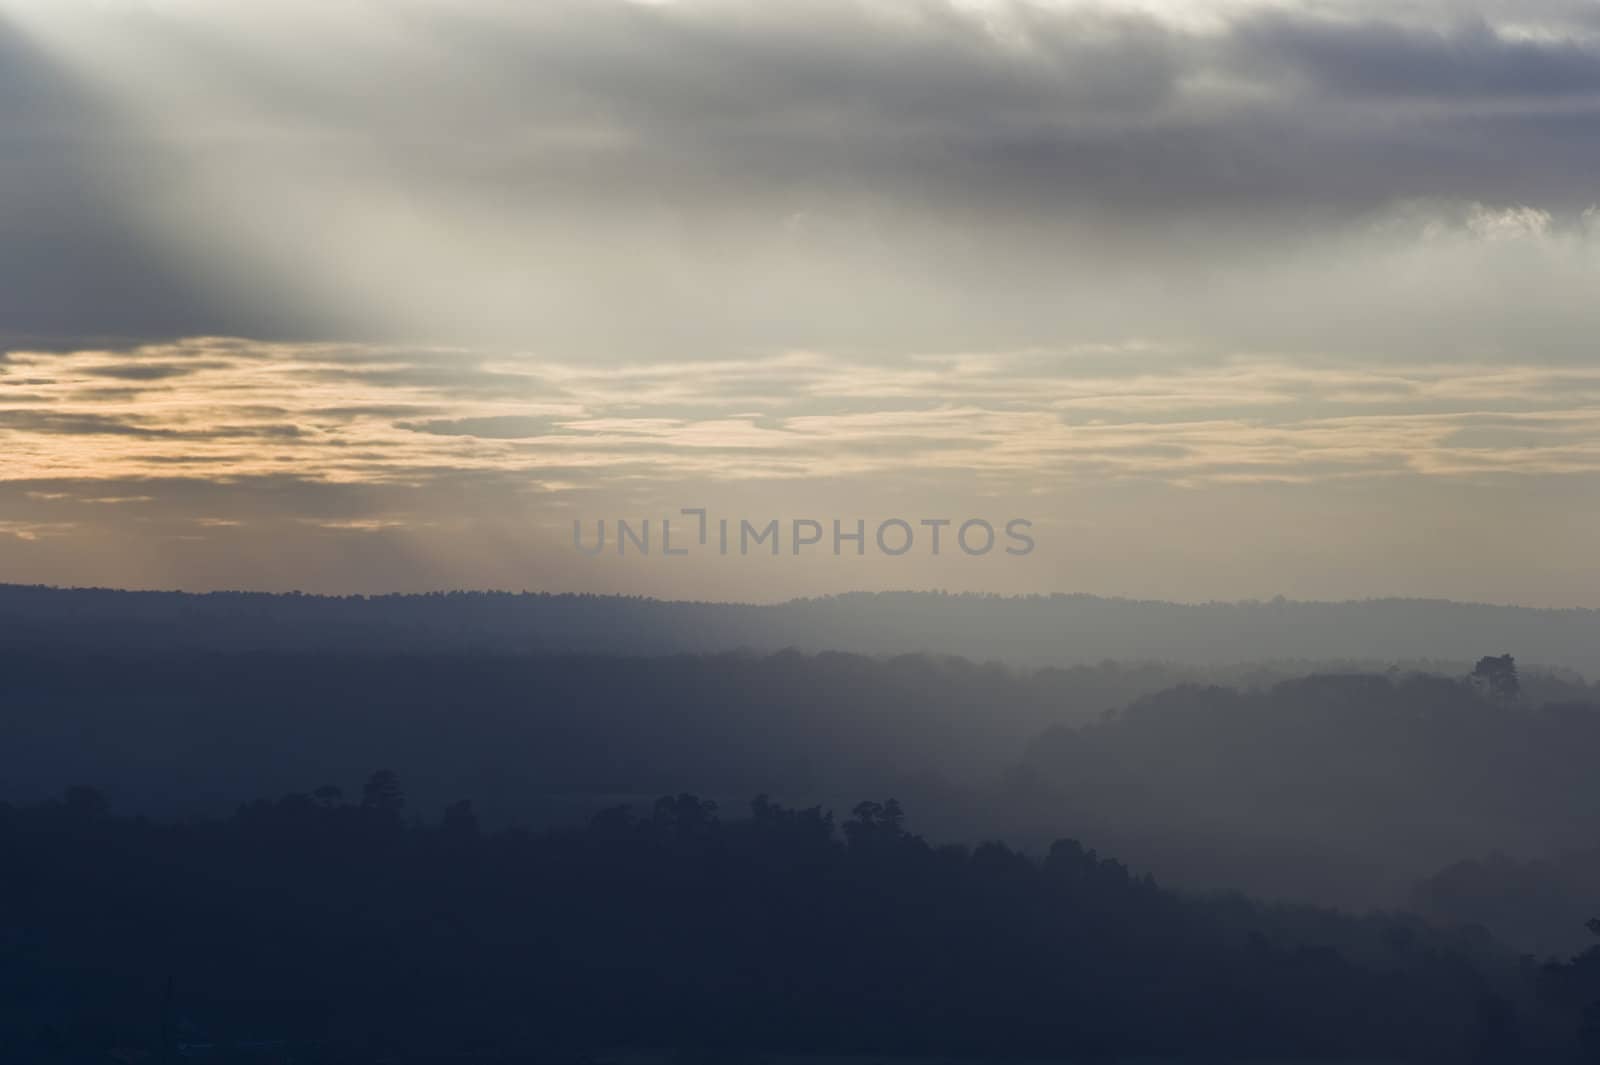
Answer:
[{"xmin": 0, "ymin": 0, "xmax": 1598, "ymax": 604}]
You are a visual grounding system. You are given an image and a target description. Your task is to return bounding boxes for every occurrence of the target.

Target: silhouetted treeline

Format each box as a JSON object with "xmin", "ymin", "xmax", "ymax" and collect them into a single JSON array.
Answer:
[
  {"xmin": 1538, "ymin": 927, "xmax": 1600, "ymax": 1063},
  {"xmin": 0, "ymin": 782, "xmax": 1576, "ymax": 1063},
  {"xmin": 5, "ymin": 583, "xmax": 1600, "ymax": 673},
  {"xmin": 1010, "ymin": 672, "xmax": 1600, "ymax": 911}
]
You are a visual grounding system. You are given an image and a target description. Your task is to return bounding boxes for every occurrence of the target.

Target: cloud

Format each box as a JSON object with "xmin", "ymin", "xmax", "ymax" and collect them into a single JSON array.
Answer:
[
  {"xmin": 1230, "ymin": 9, "xmax": 1600, "ymax": 98},
  {"xmin": 1, "ymin": 4, "xmax": 1598, "ymax": 603},
  {"xmin": 80, "ymin": 360, "xmax": 233, "ymax": 381},
  {"xmin": 0, "ymin": 520, "xmax": 76, "ymax": 541},
  {"xmin": 5, "ymin": 337, "xmax": 1600, "ymax": 494},
  {"xmin": 398, "ymin": 415, "xmax": 566, "ymax": 439},
  {"xmin": 5, "ymin": 1, "xmax": 1600, "ymax": 355},
  {"xmin": 0, "ymin": 409, "xmax": 170, "ymax": 437}
]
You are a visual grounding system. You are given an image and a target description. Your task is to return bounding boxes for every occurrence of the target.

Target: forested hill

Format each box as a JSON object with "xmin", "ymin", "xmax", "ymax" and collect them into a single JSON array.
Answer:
[
  {"xmin": 3, "ymin": 583, "xmax": 1598, "ymax": 672},
  {"xmin": 0, "ymin": 784, "xmax": 1574, "ymax": 1063}
]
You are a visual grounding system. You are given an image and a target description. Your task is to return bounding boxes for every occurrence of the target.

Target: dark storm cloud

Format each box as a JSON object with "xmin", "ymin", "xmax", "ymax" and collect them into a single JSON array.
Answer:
[
  {"xmin": 253, "ymin": 0, "xmax": 1595, "ymax": 234},
  {"xmin": 359, "ymin": 0, "xmax": 1600, "ymax": 214},
  {"xmin": 1230, "ymin": 11, "xmax": 1600, "ymax": 99},
  {"xmin": 7, "ymin": 1, "xmax": 1600, "ymax": 349}
]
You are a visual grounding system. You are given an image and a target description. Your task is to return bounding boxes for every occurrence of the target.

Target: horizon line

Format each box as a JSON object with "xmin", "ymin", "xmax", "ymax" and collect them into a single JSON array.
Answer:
[{"xmin": 1, "ymin": 582, "xmax": 1594, "ymax": 616}]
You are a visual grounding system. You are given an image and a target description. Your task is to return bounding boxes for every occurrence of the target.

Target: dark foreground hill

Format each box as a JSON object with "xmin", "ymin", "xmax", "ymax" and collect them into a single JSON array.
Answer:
[
  {"xmin": 0, "ymin": 783, "xmax": 1584, "ymax": 1063},
  {"xmin": 3, "ymin": 583, "xmax": 1600, "ymax": 673}
]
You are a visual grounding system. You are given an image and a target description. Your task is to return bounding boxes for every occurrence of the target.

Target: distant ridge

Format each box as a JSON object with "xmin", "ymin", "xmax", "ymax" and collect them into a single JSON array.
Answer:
[{"xmin": 1, "ymin": 583, "xmax": 1595, "ymax": 674}]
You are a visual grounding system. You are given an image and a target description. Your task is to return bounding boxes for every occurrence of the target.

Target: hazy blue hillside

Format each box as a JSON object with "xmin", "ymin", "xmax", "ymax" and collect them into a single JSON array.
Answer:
[{"xmin": 3, "ymin": 584, "xmax": 1598, "ymax": 674}]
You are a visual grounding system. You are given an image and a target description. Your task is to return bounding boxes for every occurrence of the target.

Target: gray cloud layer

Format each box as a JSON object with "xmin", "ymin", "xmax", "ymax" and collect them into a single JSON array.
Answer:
[{"xmin": 5, "ymin": 1, "xmax": 1600, "ymax": 356}]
